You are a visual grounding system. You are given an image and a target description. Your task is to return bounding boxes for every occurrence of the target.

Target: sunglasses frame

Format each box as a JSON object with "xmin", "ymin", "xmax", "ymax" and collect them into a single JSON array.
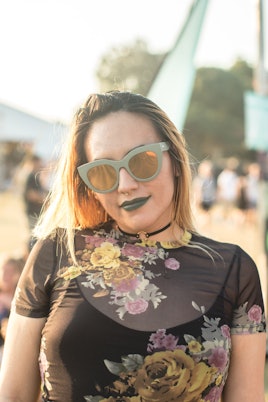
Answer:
[{"xmin": 77, "ymin": 141, "xmax": 170, "ymax": 193}]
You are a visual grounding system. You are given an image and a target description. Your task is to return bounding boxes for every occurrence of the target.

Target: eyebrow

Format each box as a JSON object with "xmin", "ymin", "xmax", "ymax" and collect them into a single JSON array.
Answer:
[{"xmin": 92, "ymin": 143, "xmax": 148, "ymax": 162}]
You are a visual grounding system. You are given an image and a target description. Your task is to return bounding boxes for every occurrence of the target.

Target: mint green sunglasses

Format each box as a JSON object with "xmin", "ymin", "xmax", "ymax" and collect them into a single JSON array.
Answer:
[{"xmin": 77, "ymin": 141, "xmax": 170, "ymax": 193}]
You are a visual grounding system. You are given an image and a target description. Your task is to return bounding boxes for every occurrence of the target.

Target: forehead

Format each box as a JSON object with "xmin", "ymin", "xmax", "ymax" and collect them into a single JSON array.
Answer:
[{"xmin": 84, "ymin": 111, "xmax": 161, "ymax": 161}]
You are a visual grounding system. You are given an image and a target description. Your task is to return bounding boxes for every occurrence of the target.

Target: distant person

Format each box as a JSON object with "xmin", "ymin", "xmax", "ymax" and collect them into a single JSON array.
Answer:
[
  {"xmin": 23, "ymin": 155, "xmax": 49, "ymax": 246},
  {"xmin": 217, "ymin": 157, "xmax": 239, "ymax": 220},
  {"xmin": 0, "ymin": 257, "xmax": 24, "ymax": 343},
  {"xmin": 193, "ymin": 160, "xmax": 216, "ymax": 212},
  {"xmin": 244, "ymin": 162, "xmax": 261, "ymax": 224}
]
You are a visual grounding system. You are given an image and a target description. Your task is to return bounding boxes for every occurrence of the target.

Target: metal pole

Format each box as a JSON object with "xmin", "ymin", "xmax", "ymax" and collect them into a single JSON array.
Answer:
[
  {"xmin": 254, "ymin": 1, "xmax": 268, "ymax": 340},
  {"xmin": 254, "ymin": 0, "xmax": 266, "ymax": 95}
]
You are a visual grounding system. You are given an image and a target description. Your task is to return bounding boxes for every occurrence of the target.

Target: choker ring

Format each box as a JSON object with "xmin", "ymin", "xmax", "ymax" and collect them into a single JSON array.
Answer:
[{"xmin": 118, "ymin": 222, "xmax": 171, "ymax": 240}]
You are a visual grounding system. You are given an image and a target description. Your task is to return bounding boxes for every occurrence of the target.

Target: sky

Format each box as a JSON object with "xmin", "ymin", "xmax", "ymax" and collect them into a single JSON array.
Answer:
[{"xmin": 0, "ymin": 0, "xmax": 267, "ymax": 124}]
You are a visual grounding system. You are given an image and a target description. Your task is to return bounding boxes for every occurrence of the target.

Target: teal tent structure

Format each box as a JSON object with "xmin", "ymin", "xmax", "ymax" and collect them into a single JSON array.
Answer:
[
  {"xmin": 244, "ymin": 91, "xmax": 268, "ymax": 151},
  {"xmin": 147, "ymin": 0, "xmax": 210, "ymax": 131}
]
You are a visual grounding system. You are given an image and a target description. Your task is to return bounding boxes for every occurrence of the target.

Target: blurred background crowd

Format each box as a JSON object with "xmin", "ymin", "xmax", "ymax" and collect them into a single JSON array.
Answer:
[
  {"xmin": 0, "ymin": 150, "xmax": 264, "ymax": 365},
  {"xmin": 0, "ymin": 0, "xmax": 267, "ymax": 393}
]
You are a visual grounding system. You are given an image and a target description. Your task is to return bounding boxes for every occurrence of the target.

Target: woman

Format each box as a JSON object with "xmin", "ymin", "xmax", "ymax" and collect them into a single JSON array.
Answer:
[{"xmin": 0, "ymin": 91, "xmax": 266, "ymax": 401}]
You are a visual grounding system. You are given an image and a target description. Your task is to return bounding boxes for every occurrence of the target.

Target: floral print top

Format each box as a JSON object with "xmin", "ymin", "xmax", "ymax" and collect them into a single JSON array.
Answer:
[{"xmin": 14, "ymin": 222, "xmax": 266, "ymax": 402}]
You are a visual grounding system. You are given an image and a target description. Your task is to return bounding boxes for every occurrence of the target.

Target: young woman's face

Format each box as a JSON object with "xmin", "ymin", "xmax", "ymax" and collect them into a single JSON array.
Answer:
[{"xmin": 84, "ymin": 111, "xmax": 175, "ymax": 234}]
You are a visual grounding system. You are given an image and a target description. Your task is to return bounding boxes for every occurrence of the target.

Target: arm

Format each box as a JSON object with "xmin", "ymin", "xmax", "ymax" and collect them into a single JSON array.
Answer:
[
  {"xmin": 222, "ymin": 332, "xmax": 266, "ymax": 402},
  {"xmin": 0, "ymin": 311, "xmax": 46, "ymax": 402}
]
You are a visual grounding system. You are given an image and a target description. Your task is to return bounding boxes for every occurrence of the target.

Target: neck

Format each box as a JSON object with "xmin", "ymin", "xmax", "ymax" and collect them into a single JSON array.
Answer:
[{"xmin": 118, "ymin": 222, "xmax": 171, "ymax": 240}]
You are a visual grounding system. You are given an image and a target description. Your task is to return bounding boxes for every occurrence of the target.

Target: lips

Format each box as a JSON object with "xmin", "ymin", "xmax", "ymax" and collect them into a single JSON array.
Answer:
[{"xmin": 121, "ymin": 196, "xmax": 150, "ymax": 211}]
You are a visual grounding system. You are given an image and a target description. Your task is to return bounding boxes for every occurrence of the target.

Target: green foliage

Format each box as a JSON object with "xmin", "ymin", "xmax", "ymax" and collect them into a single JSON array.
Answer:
[
  {"xmin": 184, "ymin": 62, "xmax": 254, "ymax": 161},
  {"xmin": 95, "ymin": 39, "xmax": 164, "ymax": 95},
  {"xmin": 95, "ymin": 39, "xmax": 255, "ymax": 162},
  {"xmin": 230, "ymin": 58, "xmax": 254, "ymax": 91}
]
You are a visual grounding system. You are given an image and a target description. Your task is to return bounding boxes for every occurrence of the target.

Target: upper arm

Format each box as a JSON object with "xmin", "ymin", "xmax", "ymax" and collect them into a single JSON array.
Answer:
[
  {"xmin": 222, "ymin": 332, "xmax": 266, "ymax": 402},
  {"xmin": 0, "ymin": 237, "xmax": 57, "ymax": 401},
  {"xmin": 0, "ymin": 311, "xmax": 46, "ymax": 402}
]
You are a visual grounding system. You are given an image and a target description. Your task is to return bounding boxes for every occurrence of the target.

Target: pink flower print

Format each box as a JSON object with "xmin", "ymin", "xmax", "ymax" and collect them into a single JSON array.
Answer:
[
  {"xmin": 208, "ymin": 347, "xmax": 228, "ymax": 372},
  {"xmin": 148, "ymin": 334, "xmax": 165, "ymax": 350},
  {"xmin": 248, "ymin": 304, "xmax": 262, "ymax": 323},
  {"xmin": 147, "ymin": 332, "xmax": 163, "ymax": 352},
  {"xmin": 147, "ymin": 247, "xmax": 158, "ymax": 255},
  {"xmin": 85, "ymin": 236, "xmax": 106, "ymax": 247},
  {"xmin": 221, "ymin": 324, "xmax": 231, "ymax": 339},
  {"xmin": 157, "ymin": 329, "xmax": 166, "ymax": 337},
  {"xmin": 148, "ymin": 329, "xmax": 179, "ymax": 352},
  {"xmin": 114, "ymin": 277, "xmax": 139, "ymax": 293},
  {"xmin": 149, "ymin": 329, "xmax": 166, "ymax": 343},
  {"xmin": 204, "ymin": 385, "xmax": 223, "ymax": 401},
  {"xmin": 105, "ymin": 237, "xmax": 118, "ymax": 244},
  {"xmin": 177, "ymin": 344, "xmax": 187, "ymax": 352},
  {"xmin": 121, "ymin": 244, "xmax": 146, "ymax": 258},
  {"xmin": 164, "ymin": 258, "xmax": 180, "ymax": 271},
  {"xmin": 162, "ymin": 333, "xmax": 179, "ymax": 350},
  {"xmin": 125, "ymin": 298, "xmax": 149, "ymax": 315}
]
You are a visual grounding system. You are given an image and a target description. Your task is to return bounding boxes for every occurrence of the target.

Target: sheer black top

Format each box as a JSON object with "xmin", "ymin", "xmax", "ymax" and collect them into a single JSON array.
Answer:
[{"xmin": 13, "ymin": 222, "xmax": 266, "ymax": 402}]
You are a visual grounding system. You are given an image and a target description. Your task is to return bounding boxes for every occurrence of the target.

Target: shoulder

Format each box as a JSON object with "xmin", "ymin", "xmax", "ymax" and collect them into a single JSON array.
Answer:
[
  {"xmin": 190, "ymin": 233, "xmax": 256, "ymax": 269},
  {"xmin": 191, "ymin": 233, "xmax": 239, "ymax": 254},
  {"xmin": 29, "ymin": 228, "xmax": 70, "ymax": 268}
]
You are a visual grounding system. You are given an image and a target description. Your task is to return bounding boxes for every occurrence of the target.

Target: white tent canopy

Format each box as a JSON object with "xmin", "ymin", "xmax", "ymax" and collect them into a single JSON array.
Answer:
[{"xmin": 0, "ymin": 102, "xmax": 67, "ymax": 161}]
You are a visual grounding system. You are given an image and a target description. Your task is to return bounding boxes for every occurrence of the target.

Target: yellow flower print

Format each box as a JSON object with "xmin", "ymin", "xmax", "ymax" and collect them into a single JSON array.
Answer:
[
  {"xmin": 188, "ymin": 340, "xmax": 202, "ymax": 353},
  {"xmin": 135, "ymin": 349, "xmax": 216, "ymax": 402},
  {"xmin": 80, "ymin": 250, "xmax": 92, "ymax": 261},
  {"xmin": 90, "ymin": 242, "xmax": 121, "ymax": 269},
  {"xmin": 216, "ymin": 374, "xmax": 223, "ymax": 386},
  {"xmin": 160, "ymin": 231, "xmax": 192, "ymax": 249},
  {"xmin": 108, "ymin": 372, "xmax": 136, "ymax": 395},
  {"xmin": 160, "ymin": 240, "xmax": 181, "ymax": 249},
  {"xmin": 102, "ymin": 261, "xmax": 137, "ymax": 287},
  {"xmin": 138, "ymin": 239, "xmax": 157, "ymax": 247},
  {"xmin": 60, "ymin": 265, "xmax": 88, "ymax": 280},
  {"xmin": 181, "ymin": 230, "xmax": 192, "ymax": 244},
  {"xmin": 137, "ymin": 231, "xmax": 192, "ymax": 249}
]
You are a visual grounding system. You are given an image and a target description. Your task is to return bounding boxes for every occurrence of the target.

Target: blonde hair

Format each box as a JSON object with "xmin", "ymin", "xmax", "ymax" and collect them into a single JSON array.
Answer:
[{"xmin": 34, "ymin": 91, "xmax": 196, "ymax": 261}]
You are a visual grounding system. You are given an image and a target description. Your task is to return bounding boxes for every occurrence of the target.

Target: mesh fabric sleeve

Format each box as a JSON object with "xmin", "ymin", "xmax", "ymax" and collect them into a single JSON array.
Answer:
[
  {"xmin": 12, "ymin": 237, "xmax": 57, "ymax": 318},
  {"xmin": 230, "ymin": 246, "xmax": 266, "ymax": 334}
]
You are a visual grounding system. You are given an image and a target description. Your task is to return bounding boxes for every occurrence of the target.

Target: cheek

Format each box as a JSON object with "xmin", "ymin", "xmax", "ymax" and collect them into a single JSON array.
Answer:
[{"xmin": 95, "ymin": 193, "xmax": 115, "ymax": 212}]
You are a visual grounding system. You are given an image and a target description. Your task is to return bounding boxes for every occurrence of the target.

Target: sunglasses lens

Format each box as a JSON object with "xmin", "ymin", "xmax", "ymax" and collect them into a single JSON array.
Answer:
[
  {"xmin": 82, "ymin": 146, "xmax": 162, "ymax": 192},
  {"xmin": 129, "ymin": 150, "xmax": 158, "ymax": 179},
  {"xmin": 87, "ymin": 164, "xmax": 117, "ymax": 191}
]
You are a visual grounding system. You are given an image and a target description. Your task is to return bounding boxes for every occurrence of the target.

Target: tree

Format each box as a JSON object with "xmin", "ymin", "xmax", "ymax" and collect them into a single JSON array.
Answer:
[
  {"xmin": 184, "ymin": 61, "xmax": 255, "ymax": 162},
  {"xmin": 95, "ymin": 39, "xmax": 164, "ymax": 95},
  {"xmin": 95, "ymin": 40, "xmax": 255, "ymax": 163},
  {"xmin": 230, "ymin": 58, "xmax": 254, "ymax": 91}
]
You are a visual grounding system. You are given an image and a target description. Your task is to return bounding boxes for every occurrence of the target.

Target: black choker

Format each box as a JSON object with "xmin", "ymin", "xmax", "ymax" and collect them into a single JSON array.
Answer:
[{"xmin": 118, "ymin": 222, "xmax": 171, "ymax": 240}]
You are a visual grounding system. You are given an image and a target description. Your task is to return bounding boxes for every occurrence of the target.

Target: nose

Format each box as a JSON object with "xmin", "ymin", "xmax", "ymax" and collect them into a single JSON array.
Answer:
[{"xmin": 117, "ymin": 167, "xmax": 138, "ymax": 194}]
